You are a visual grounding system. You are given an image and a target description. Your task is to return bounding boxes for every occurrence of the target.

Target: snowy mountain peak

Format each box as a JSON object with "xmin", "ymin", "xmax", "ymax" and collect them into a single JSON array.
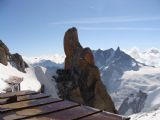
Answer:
[
  {"xmin": 92, "ymin": 48, "xmax": 142, "ymax": 95},
  {"xmin": 93, "ymin": 47, "xmax": 141, "ymax": 71},
  {"xmin": 116, "ymin": 46, "xmax": 121, "ymax": 52},
  {"xmin": 93, "ymin": 48, "xmax": 115, "ymax": 68}
]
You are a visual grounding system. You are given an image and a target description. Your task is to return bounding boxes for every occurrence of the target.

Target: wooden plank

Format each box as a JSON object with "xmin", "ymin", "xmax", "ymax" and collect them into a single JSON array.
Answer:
[
  {"xmin": 79, "ymin": 111, "xmax": 124, "ymax": 120},
  {"xmin": 17, "ymin": 93, "xmax": 50, "ymax": 102},
  {"xmin": 0, "ymin": 97, "xmax": 62, "ymax": 113},
  {"xmin": 26, "ymin": 106, "xmax": 101, "ymax": 120},
  {"xmin": 0, "ymin": 93, "xmax": 50, "ymax": 105},
  {"xmin": 2, "ymin": 100, "xmax": 79, "ymax": 120},
  {"xmin": 0, "ymin": 91, "xmax": 39, "ymax": 99}
]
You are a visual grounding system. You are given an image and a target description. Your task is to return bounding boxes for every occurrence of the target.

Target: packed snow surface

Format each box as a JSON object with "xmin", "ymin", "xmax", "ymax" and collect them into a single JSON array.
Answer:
[{"xmin": 130, "ymin": 109, "xmax": 160, "ymax": 120}]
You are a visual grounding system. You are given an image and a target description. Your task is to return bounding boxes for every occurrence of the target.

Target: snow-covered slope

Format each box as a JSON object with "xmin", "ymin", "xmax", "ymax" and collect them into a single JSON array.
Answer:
[
  {"xmin": 142, "ymin": 87, "xmax": 160, "ymax": 112},
  {"xmin": 130, "ymin": 109, "xmax": 160, "ymax": 120},
  {"xmin": 114, "ymin": 66, "xmax": 160, "ymax": 114},
  {"xmin": 128, "ymin": 86, "xmax": 160, "ymax": 120},
  {"xmin": 23, "ymin": 55, "xmax": 64, "ymax": 97},
  {"xmin": 33, "ymin": 66, "xmax": 58, "ymax": 97},
  {"xmin": 0, "ymin": 63, "xmax": 41, "ymax": 93},
  {"xmin": 0, "ymin": 60, "xmax": 59, "ymax": 97}
]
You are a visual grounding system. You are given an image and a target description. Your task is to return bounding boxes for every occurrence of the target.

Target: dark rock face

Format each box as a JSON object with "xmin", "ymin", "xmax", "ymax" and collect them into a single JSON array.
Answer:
[
  {"xmin": 10, "ymin": 53, "xmax": 28, "ymax": 73},
  {"xmin": 118, "ymin": 90, "xmax": 147, "ymax": 115},
  {"xmin": 0, "ymin": 40, "xmax": 10, "ymax": 65},
  {"xmin": 54, "ymin": 27, "xmax": 117, "ymax": 113},
  {"xmin": 93, "ymin": 48, "xmax": 115, "ymax": 68}
]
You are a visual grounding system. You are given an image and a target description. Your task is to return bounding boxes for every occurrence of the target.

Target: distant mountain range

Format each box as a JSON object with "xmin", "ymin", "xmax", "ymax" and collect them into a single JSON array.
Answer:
[{"xmin": 24, "ymin": 47, "xmax": 160, "ymax": 69}]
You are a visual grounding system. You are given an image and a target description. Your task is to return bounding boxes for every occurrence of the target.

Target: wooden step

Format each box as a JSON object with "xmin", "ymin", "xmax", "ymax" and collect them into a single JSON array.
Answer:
[
  {"xmin": 79, "ymin": 111, "xmax": 127, "ymax": 120},
  {"xmin": 26, "ymin": 106, "xmax": 101, "ymax": 120},
  {"xmin": 17, "ymin": 93, "xmax": 50, "ymax": 102},
  {"xmin": 0, "ymin": 97, "xmax": 62, "ymax": 113},
  {"xmin": 2, "ymin": 100, "xmax": 79, "ymax": 120},
  {"xmin": 0, "ymin": 91, "xmax": 39, "ymax": 99},
  {"xmin": 0, "ymin": 93, "xmax": 50, "ymax": 105}
]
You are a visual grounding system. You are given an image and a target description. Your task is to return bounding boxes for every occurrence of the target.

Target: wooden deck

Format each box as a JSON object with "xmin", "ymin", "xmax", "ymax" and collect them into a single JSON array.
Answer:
[{"xmin": 0, "ymin": 91, "xmax": 130, "ymax": 120}]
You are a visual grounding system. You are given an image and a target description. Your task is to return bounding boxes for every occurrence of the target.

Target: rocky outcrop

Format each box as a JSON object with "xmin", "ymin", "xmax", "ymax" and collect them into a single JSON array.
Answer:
[
  {"xmin": 10, "ymin": 53, "xmax": 28, "ymax": 73},
  {"xmin": 118, "ymin": 90, "xmax": 147, "ymax": 115},
  {"xmin": 0, "ymin": 40, "xmax": 10, "ymax": 65},
  {"xmin": 0, "ymin": 40, "xmax": 28, "ymax": 73},
  {"xmin": 54, "ymin": 27, "xmax": 117, "ymax": 113}
]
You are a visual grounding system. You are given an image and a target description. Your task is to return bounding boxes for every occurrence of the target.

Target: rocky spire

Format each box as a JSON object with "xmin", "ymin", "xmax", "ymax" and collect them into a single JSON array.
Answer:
[
  {"xmin": 116, "ymin": 46, "xmax": 121, "ymax": 53},
  {"xmin": 55, "ymin": 27, "xmax": 117, "ymax": 113}
]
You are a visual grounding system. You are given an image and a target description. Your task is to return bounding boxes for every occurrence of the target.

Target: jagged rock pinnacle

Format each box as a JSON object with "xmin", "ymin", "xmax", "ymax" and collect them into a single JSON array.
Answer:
[{"xmin": 55, "ymin": 27, "xmax": 117, "ymax": 113}]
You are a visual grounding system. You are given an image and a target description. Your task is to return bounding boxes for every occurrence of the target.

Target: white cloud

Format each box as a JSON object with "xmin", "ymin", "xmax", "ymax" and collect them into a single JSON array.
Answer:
[
  {"xmin": 125, "ymin": 47, "xmax": 160, "ymax": 67},
  {"xmin": 50, "ymin": 16, "xmax": 160, "ymax": 25},
  {"xmin": 78, "ymin": 27, "xmax": 160, "ymax": 31}
]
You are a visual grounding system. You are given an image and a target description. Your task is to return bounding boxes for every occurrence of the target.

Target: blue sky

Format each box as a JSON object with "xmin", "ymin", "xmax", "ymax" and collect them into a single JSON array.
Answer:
[{"xmin": 0, "ymin": 0, "xmax": 160, "ymax": 56}]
